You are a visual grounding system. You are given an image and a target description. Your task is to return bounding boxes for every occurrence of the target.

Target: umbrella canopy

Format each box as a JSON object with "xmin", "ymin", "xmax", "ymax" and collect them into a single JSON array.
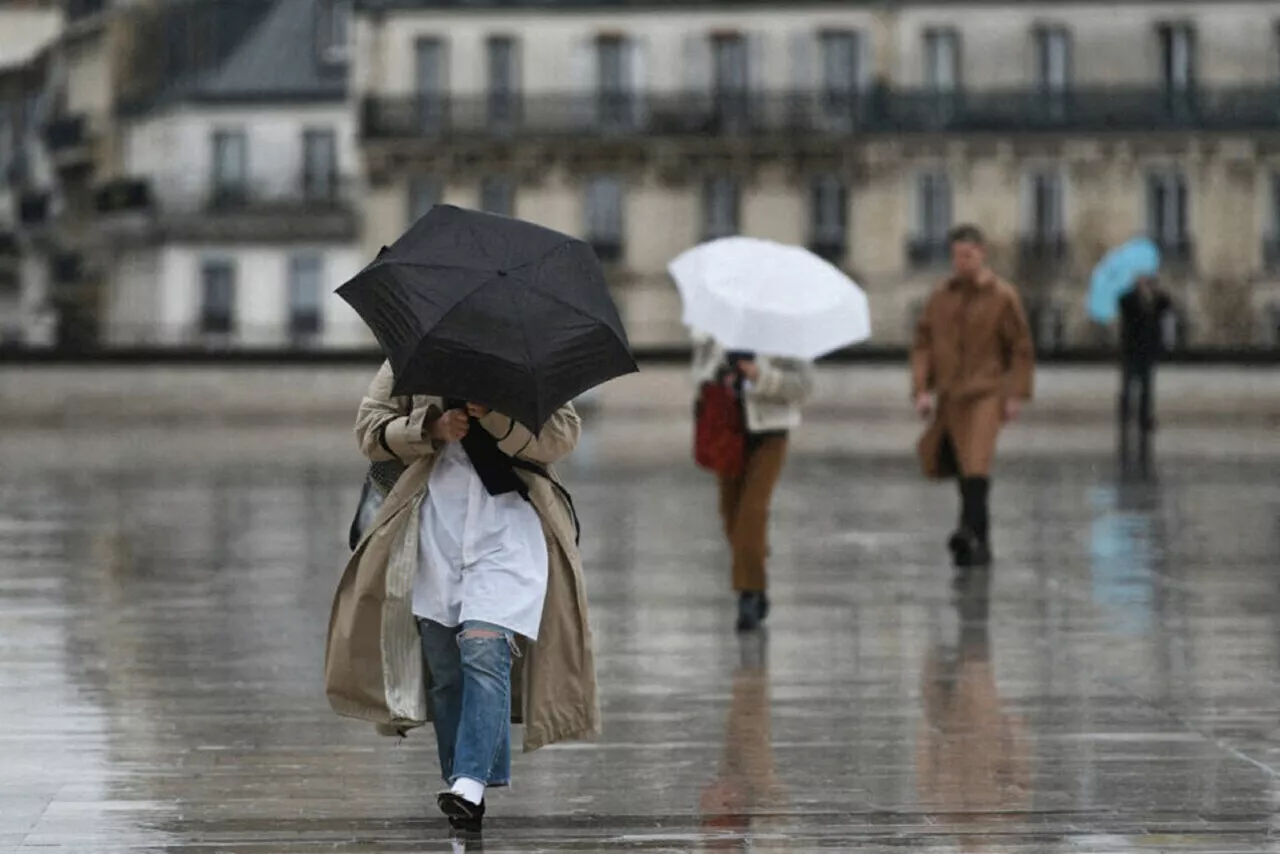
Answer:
[
  {"xmin": 337, "ymin": 205, "xmax": 637, "ymax": 431},
  {"xmin": 1088, "ymin": 237, "xmax": 1161, "ymax": 324},
  {"xmin": 669, "ymin": 237, "xmax": 871, "ymax": 361}
]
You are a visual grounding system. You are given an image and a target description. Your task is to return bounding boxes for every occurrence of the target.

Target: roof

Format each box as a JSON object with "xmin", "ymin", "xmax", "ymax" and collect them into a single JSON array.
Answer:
[
  {"xmin": 0, "ymin": 8, "xmax": 62, "ymax": 72},
  {"xmin": 119, "ymin": 0, "xmax": 346, "ymax": 117}
]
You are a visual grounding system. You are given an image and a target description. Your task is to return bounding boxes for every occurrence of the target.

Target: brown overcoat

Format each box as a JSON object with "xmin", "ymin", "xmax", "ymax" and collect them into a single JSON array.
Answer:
[
  {"xmin": 324, "ymin": 362, "xmax": 600, "ymax": 752},
  {"xmin": 910, "ymin": 271, "xmax": 1035, "ymax": 479}
]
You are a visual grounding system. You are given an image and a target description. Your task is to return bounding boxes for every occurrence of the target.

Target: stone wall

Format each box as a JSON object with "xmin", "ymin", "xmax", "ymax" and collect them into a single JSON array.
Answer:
[{"xmin": 2, "ymin": 363, "xmax": 1275, "ymax": 426}]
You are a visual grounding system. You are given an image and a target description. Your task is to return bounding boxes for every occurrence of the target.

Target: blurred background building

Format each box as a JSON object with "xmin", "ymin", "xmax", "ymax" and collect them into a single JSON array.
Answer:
[{"xmin": 3, "ymin": 0, "xmax": 1280, "ymax": 351}]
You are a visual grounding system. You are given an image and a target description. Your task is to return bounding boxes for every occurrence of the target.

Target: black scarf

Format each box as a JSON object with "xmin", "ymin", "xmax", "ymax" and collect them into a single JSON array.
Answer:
[{"xmin": 444, "ymin": 400, "xmax": 529, "ymax": 499}]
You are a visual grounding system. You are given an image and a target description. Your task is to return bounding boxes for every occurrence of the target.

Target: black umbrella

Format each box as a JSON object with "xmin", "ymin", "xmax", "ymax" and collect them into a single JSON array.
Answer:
[{"xmin": 337, "ymin": 205, "xmax": 637, "ymax": 431}]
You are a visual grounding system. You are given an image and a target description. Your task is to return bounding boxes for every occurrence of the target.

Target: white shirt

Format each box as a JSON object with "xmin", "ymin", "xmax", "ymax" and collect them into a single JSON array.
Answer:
[{"xmin": 413, "ymin": 442, "xmax": 550, "ymax": 640}]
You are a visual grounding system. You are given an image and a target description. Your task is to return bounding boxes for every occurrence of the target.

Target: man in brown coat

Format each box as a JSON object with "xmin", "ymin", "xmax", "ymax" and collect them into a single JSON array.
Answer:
[{"xmin": 910, "ymin": 224, "xmax": 1035, "ymax": 567}]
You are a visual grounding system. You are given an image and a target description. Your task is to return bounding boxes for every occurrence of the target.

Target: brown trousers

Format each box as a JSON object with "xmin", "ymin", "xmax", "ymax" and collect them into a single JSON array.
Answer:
[{"xmin": 717, "ymin": 436, "xmax": 788, "ymax": 593}]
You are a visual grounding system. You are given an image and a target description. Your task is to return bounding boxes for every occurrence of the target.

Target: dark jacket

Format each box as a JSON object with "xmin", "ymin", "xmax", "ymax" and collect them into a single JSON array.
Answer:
[{"xmin": 1119, "ymin": 289, "xmax": 1172, "ymax": 365}]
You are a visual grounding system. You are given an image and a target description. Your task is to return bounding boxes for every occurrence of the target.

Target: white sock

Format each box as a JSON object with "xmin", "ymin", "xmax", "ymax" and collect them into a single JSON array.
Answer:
[{"xmin": 451, "ymin": 776, "xmax": 485, "ymax": 806}]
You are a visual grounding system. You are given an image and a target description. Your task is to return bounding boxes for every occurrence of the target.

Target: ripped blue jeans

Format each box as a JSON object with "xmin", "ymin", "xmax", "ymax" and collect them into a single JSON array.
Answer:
[{"xmin": 418, "ymin": 619, "xmax": 515, "ymax": 788}]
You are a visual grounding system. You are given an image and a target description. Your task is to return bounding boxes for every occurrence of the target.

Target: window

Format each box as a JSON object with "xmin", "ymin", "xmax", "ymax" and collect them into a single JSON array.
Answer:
[
  {"xmin": 910, "ymin": 171, "xmax": 952, "ymax": 267},
  {"xmin": 1265, "ymin": 301, "xmax": 1280, "ymax": 349},
  {"xmin": 1158, "ymin": 23, "xmax": 1196, "ymax": 92},
  {"xmin": 1034, "ymin": 26, "xmax": 1071, "ymax": 93},
  {"xmin": 200, "ymin": 260, "xmax": 236, "ymax": 336},
  {"xmin": 923, "ymin": 28, "xmax": 960, "ymax": 93},
  {"xmin": 211, "ymin": 130, "xmax": 248, "ymax": 207},
  {"xmin": 487, "ymin": 36, "xmax": 520, "ymax": 127},
  {"xmin": 820, "ymin": 30, "xmax": 861, "ymax": 96},
  {"xmin": 415, "ymin": 37, "xmax": 447, "ymax": 132},
  {"xmin": 407, "ymin": 175, "xmax": 440, "ymax": 226},
  {"xmin": 0, "ymin": 103, "xmax": 12, "ymax": 180},
  {"xmin": 711, "ymin": 34, "xmax": 749, "ymax": 126},
  {"xmin": 584, "ymin": 176, "xmax": 624, "ymax": 263},
  {"xmin": 809, "ymin": 175, "xmax": 848, "ymax": 262},
  {"xmin": 302, "ymin": 129, "xmax": 337, "ymax": 201},
  {"xmin": 1022, "ymin": 169, "xmax": 1064, "ymax": 245},
  {"xmin": 480, "ymin": 175, "xmax": 515, "ymax": 217},
  {"xmin": 288, "ymin": 255, "xmax": 324, "ymax": 340},
  {"xmin": 712, "ymin": 34, "xmax": 748, "ymax": 94},
  {"xmin": 818, "ymin": 30, "xmax": 862, "ymax": 128},
  {"xmin": 597, "ymin": 35, "xmax": 633, "ymax": 129},
  {"xmin": 703, "ymin": 176, "xmax": 740, "ymax": 241},
  {"xmin": 1146, "ymin": 170, "xmax": 1189, "ymax": 259},
  {"xmin": 1264, "ymin": 172, "xmax": 1280, "ymax": 270},
  {"xmin": 317, "ymin": 0, "xmax": 351, "ymax": 64}
]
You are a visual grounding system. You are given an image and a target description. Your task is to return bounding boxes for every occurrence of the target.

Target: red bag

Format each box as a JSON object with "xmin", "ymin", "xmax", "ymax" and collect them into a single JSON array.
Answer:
[{"xmin": 694, "ymin": 382, "xmax": 745, "ymax": 478}]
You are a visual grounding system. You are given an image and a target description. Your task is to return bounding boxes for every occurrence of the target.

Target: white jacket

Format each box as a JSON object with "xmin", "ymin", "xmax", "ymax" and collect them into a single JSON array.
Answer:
[{"xmin": 691, "ymin": 337, "xmax": 815, "ymax": 434}]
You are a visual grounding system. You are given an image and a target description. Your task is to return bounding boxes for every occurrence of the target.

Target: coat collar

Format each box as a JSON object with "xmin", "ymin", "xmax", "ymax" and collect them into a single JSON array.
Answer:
[{"xmin": 946, "ymin": 269, "xmax": 998, "ymax": 292}]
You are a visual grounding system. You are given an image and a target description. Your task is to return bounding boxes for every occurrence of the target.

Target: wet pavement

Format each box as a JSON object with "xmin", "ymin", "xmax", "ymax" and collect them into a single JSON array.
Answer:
[{"xmin": 2, "ymin": 420, "xmax": 1279, "ymax": 853}]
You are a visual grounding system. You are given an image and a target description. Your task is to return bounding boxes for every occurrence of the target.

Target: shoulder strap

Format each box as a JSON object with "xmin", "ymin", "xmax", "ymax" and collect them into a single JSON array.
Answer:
[{"xmin": 510, "ymin": 457, "xmax": 581, "ymax": 546}]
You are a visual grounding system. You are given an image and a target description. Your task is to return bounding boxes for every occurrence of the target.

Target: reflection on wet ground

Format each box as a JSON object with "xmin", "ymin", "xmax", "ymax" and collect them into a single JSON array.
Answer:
[{"xmin": 1, "ymin": 423, "xmax": 1278, "ymax": 852}]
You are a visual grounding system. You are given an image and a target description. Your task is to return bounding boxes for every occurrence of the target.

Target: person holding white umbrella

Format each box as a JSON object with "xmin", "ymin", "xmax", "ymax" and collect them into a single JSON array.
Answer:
[{"xmin": 672, "ymin": 237, "xmax": 871, "ymax": 631}]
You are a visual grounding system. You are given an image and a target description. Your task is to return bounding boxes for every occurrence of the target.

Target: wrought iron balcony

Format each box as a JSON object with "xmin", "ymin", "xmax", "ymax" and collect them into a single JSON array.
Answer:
[
  {"xmin": 362, "ymin": 85, "xmax": 1280, "ymax": 141},
  {"xmin": 95, "ymin": 176, "xmax": 358, "ymax": 243}
]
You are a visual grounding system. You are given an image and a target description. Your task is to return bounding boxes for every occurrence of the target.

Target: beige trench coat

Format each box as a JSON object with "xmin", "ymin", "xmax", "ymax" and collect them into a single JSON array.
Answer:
[
  {"xmin": 324, "ymin": 363, "xmax": 600, "ymax": 752},
  {"xmin": 910, "ymin": 270, "xmax": 1035, "ymax": 479}
]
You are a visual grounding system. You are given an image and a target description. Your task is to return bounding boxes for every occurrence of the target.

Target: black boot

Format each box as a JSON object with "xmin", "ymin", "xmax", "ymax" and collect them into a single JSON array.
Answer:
[
  {"xmin": 958, "ymin": 477, "xmax": 992, "ymax": 566},
  {"xmin": 736, "ymin": 592, "xmax": 764, "ymax": 632}
]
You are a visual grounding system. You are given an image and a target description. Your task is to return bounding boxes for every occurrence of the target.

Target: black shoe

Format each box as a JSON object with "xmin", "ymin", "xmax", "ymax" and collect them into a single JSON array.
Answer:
[
  {"xmin": 948, "ymin": 529, "xmax": 992, "ymax": 568},
  {"xmin": 736, "ymin": 592, "xmax": 764, "ymax": 632},
  {"xmin": 437, "ymin": 791, "xmax": 484, "ymax": 834},
  {"xmin": 947, "ymin": 528, "xmax": 975, "ymax": 566}
]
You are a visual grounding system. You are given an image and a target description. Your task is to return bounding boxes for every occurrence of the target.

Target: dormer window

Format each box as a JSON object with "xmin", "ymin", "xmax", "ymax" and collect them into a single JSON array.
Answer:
[{"xmin": 317, "ymin": 0, "xmax": 351, "ymax": 65}]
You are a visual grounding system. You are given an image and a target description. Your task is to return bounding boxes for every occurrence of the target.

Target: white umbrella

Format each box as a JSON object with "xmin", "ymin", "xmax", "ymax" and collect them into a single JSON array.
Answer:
[{"xmin": 668, "ymin": 236, "xmax": 871, "ymax": 360}]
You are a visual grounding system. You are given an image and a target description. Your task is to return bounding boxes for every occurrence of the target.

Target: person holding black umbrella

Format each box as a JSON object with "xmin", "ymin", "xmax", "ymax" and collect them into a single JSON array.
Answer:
[
  {"xmin": 341, "ymin": 367, "xmax": 591, "ymax": 835},
  {"xmin": 326, "ymin": 207, "xmax": 636, "ymax": 837}
]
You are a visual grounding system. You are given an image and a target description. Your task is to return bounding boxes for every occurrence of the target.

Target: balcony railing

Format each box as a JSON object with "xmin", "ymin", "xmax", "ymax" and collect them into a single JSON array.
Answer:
[
  {"xmin": 96, "ymin": 177, "xmax": 358, "ymax": 243},
  {"xmin": 363, "ymin": 85, "xmax": 1280, "ymax": 140}
]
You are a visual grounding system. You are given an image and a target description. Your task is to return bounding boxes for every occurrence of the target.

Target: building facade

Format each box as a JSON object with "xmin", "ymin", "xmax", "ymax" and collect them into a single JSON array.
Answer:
[
  {"xmin": 354, "ymin": 0, "xmax": 1280, "ymax": 349},
  {"xmin": 0, "ymin": 0, "xmax": 63, "ymax": 346},
  {"xmin": 93, "ymin": 0, "xmax": 367, "ymax": 348}
]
